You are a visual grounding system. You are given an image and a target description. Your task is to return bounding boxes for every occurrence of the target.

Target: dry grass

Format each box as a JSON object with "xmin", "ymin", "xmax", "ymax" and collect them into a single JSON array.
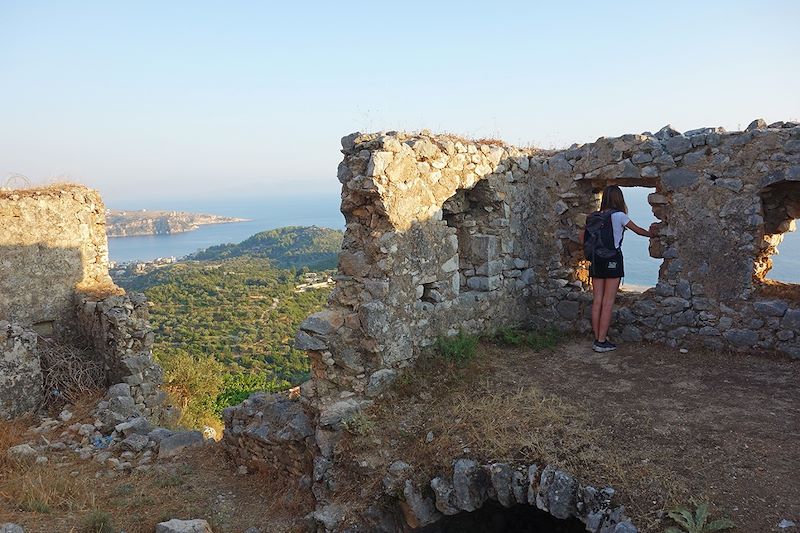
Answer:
[
  {"xmin": 333, "ymin": 343, "xmax": 688, "ymax": 530},
  {"xmin": 37, "ymin": 338, "xmax": 105, "ymax": 407},
  {"xmin": 0, "ymin": 181, "xmax": 96, "ymax": 199}
]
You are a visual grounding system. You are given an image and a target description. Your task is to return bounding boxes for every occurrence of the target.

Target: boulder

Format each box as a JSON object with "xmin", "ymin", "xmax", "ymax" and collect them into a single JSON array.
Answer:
[
  {"xmin": 155, "ymin": 519, "xmax": 212, "ymax": 533},
  {"xmin": 0, "ymin": 525, "xmax": 24, "ymax": 533},
  {"xmin": 158, "ymin": 431, "xmax": 204, "ymax": 458},
  {"xmin": 6, "ymin": 444, "xmax": 37, "ymax": 461}
]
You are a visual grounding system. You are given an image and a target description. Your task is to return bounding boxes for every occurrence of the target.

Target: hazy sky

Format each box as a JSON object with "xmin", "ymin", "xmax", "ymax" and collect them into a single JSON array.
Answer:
[{"xmin": 1, "ymin": 1, "xmax": 798, "ymax": 207}]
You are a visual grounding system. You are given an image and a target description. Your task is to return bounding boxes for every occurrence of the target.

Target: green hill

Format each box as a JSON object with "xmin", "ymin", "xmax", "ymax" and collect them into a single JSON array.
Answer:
[{"xmin": 189, "ymin": 225, "xmax": 343, "ymax": 270}]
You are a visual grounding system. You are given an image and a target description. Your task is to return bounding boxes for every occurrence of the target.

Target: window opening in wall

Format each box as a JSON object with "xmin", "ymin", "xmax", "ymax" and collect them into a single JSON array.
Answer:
[
  {"xmin": 769, "ymin": 223, "xmax": 800, "ymax": 283},
  {"xmin": 757, "ymin": 181, "xmax": 800, "ymax": 292},
  {"xmin": 619, "ymin": 186, "xmax": 661, "ymax": 290}
]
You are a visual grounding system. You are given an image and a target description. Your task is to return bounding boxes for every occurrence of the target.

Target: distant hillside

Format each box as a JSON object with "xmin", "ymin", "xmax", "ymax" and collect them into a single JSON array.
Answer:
[
  {"xmin": 189, "ymin": 226, "xmax": 343, "ymax": 270},
  {"xmin": 107, "ymin": 209, "xmax": 247, "ymax": 237}
]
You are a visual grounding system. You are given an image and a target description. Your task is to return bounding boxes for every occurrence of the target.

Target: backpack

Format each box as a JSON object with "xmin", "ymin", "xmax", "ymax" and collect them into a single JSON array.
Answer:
[{"xmin": 583, "ymin": 210, "xmax": 622, "ymax": 261}]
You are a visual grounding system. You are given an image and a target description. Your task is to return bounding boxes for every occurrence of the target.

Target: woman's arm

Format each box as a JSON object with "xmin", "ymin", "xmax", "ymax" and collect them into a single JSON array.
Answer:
[{"xmin": 625, "ymin": 220, "xmax": 652, "ymax": 237}]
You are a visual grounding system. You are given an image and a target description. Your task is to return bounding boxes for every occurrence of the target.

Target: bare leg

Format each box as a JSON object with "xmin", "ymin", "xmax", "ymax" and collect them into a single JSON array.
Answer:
[
  {"xmin": 591, "ymin": 278, "xmax": 605, "ymax": 341},
  {"xmin": 597, "ymin": 278, "xmax": 621, "ymax": 342}
]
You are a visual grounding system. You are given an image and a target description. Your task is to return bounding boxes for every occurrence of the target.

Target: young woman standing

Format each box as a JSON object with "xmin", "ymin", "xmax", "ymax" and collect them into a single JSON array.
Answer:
[{"xmin": 581, "ymin": 185, "xmax": 654, "ymax": 353}]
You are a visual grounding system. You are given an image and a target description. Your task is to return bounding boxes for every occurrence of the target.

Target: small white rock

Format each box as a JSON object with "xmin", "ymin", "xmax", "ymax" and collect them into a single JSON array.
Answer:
[{"xmin": 679, "ymin": 348, "xmax": 688, "ymax": 354}]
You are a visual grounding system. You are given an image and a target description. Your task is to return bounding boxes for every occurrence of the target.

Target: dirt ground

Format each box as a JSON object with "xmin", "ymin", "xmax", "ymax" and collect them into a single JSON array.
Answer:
[{"xmin": 335, "ymin": 337, "xmax": 800, "ymax": 532}]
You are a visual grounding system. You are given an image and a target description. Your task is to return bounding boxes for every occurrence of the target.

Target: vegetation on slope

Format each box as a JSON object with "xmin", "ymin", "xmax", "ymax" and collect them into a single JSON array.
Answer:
[
  {"xmin": 189, "ymin": 225, "xmax": 343, "ymax": 270},
  {"xmin": 118, "ymin": 233, "xmax": 336, "ymax": 429}
]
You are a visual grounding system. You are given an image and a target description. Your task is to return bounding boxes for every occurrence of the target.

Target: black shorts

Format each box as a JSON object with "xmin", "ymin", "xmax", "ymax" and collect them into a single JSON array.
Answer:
[{"xmin": 589, "ymin": 251, "xmax": 624, "ymax": 279}]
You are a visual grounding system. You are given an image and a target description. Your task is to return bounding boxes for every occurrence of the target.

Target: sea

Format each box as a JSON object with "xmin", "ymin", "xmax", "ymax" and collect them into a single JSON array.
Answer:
[{"xmin": 108, "ymin": 190, "xmax": 800, "ymax": 287}]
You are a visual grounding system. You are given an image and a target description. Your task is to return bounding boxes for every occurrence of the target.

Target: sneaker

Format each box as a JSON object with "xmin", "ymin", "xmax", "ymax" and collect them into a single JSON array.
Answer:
[{"xmin": 593, "ymin": 340, "xmax": 617, "ymax": 353}]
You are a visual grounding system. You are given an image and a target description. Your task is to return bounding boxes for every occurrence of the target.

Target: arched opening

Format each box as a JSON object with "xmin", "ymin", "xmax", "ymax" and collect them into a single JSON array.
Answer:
[
  {"xmin": 414, "ymin": 500, "xmax": 586, "ymax": 533},
  {"xmin": 755, "ymin": 181, "xmax": 800, "ymax": 289}
]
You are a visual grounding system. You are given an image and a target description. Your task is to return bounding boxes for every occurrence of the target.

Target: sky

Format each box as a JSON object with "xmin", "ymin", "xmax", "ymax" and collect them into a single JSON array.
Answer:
[{"xmin": 1, "ymin": 0, "xmax": 799, "ymax": 208}]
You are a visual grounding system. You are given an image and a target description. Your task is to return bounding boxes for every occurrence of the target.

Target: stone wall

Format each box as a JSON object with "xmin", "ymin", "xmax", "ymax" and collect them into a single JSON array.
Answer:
[
  {"xmin": 297, "ymin": 121, "xmax": 800, "ymax": 417},
  {"xmin": 76, "ymin": 292, "xmax": 165, "ymax": 422},
  {"xmin": 225, "ymin": 121, "xmax": 800, "ymax": 531},
  {"xmin": 0, "ymin": 185, "xmax": 115, "ymax": 339},
  {"xmin": 0, "ymin": 322, "xmax": 41, "ymax": 419}
]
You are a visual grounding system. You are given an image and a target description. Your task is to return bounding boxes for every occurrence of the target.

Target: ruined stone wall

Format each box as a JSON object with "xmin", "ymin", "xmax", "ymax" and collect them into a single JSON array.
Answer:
[
  {"xmin": 0, "ymin": 322, "xmax": 41, "ymax": 419},
  {"xmin": 296, "ymin": 121, "xmax": 800, "ymax": 416},
  {"xmin": 76, "ymin": 292, "xmax": 165, "ymax": 422},
  {"xmin": 0, "ymin": 185, "xmax": 114, "ymax": 339}
]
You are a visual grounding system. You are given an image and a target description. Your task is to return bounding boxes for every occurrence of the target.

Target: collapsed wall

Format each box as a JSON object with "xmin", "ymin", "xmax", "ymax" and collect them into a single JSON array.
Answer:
[
  {"xmin": 0, "ymin": 184, "xmax": 164, "ymax": 422},
  {"xmin": 223, "ymin": 120, "xmax": 800, "ymax": 531}
]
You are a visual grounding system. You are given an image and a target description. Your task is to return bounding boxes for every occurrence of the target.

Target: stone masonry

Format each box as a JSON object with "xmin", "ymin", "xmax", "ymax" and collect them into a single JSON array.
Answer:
[
  {"xmin": 224, "ymin": 120, "xmax": 800, "ymax": 531},
  {"xmin": 0, "ymin": 184, "xmax": 164, "ymax": 423},
  {"xmin": 0, "ymin": 185, "xmax": 115, "ymax": 339}
]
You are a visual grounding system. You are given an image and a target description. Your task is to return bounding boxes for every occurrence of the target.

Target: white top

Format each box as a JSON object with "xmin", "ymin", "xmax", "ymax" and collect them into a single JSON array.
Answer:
[{"xmin": 610, "ymin": 211, "xmax": 630, "ymax": 249}]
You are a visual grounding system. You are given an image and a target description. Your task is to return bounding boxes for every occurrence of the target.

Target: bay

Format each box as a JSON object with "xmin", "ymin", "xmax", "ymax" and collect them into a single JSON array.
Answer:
[{"xmin": 108, "ymin": 190, "xmax": 800, "ymax": 285}]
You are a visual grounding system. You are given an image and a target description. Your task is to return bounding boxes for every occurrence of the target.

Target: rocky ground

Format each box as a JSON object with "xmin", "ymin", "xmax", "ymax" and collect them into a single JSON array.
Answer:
[
  {"xmin": 329, "ymin": 337, "xmax": 799, "ymax": 532},
  {"xmin": 0, "ymin": 394, "xmax": 312, "ymax": 532}
]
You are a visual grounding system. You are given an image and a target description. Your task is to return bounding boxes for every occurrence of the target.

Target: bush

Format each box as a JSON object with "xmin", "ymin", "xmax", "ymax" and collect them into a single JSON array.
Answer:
[
  {"xmin": 82, "ymin": 510, "xmax": 115, "ymax": 533},
  {"xmin": 436, "ymin": 331, "xmax": 478, "ymax": 365},
  {"xmin": 214, "ymin": 372, "xmax": 292, "ymax": 414},
  {"xmin": 159, "ymin": 351, "xmax": 225, "ymax": 429},
  {"xmin": 342, "ymin": 412, "xmax": 374, "ymax": 436}
]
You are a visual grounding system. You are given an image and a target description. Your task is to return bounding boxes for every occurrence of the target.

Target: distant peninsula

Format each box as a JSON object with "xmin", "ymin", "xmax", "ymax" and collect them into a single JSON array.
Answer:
[{"xmin": 106, "ymin": 209, "xmax": 248, "ymax": 237}]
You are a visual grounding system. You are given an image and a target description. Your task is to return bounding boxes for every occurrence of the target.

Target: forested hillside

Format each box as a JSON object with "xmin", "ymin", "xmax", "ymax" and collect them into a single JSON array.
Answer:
[
  {"xmin": 189, "ymin": 225, "xmax": 343, "ymax": 270},
  {"xmin": 117, "ymin": 229, "xmax": 339, "ymax": 430}
]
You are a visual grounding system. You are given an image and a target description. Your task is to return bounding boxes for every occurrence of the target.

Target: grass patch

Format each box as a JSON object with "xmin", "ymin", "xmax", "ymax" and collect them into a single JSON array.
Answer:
[
  {"xmin": 492, "ymin": 326, "xmax": 560, "ymax": 350},
  {"xmin": 436, "ymin": 331, "xmax": 478, "ymax": 365},
  {"xmin": 82, "ymin": 510, "xmax": 115, "ymax": 533}
]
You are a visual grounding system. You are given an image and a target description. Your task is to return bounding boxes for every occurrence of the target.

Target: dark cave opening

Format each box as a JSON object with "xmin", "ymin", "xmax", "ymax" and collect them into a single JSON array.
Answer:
[{"xmin": 414, "ymin": 501, "xmax": 587, "ymax": 533}]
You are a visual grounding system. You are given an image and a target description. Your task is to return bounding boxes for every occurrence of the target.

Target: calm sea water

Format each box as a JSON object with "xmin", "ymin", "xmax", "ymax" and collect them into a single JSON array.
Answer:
[{"xmin": 108, "ymin": 191, "xmax": 800, "ymax": 285}]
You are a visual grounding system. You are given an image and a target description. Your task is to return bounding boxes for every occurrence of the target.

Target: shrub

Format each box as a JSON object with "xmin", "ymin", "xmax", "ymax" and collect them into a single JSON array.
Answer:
[
  {"xmin": 159, "ymin": 350, "xmax": 225, "ymax": 429},
  {"xmin": 436, "ymin": 331, "xmax": 478, "ymax": 365},
  {"xmin": 666, "ymin": 502, "xmax": 735, "ymax": 533},
  {"xmin": 82, "ymin": 510, "xmax": 115, "ymax": 533},
  {"xmin": 342, "ymin": 412, "xmax": 374, "ymax": 436}
]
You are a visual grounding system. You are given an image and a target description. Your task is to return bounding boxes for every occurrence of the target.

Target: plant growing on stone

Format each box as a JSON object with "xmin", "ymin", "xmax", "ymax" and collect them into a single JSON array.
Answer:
[
  {"xmin": 436, "ymin": 331, "xmax": 478, "ymax": 365},
  {"xmin": 665, "ymin": 502, "xmax": 734, "ymax": 533},
  {"xmin": 342, "ymin": 412, "xmax": 374, "ymax": 436}
]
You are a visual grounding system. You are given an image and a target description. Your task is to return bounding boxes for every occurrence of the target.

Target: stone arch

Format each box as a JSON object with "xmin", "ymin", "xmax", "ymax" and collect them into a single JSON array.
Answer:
[
  {"xmin": 755, "ymin": 179, "xmax": 800, "ymax": 282},
  {"xmin": 389, "ymin": 459, "xmax": 637, "ymax": 533}
]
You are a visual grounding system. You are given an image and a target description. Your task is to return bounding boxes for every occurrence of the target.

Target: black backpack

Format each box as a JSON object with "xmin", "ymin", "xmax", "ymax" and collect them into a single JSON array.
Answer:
[{"xmin": 583, "ymin": 210, "xmax": 622, "ymax": 260}]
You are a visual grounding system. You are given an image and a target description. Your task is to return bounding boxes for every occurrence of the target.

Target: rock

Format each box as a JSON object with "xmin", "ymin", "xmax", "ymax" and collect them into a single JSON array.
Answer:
[
  {"xmin": 778, "ymin": 519, "xmax": 797, "ymax": 529},
  {"xmin": 746, "ymin": 118, "xmax": 767, "ymax": 131},
  {"xmin": 319, "ymin": 399, "xmax": 363, "ymax": 429},
  {"xmin": 121, "ymin": 433, "xmax": 150, "ymax": 453},
  {"xmin": 148, "ymin": 427, "xmax": 174, "ymax": 443},
  {"xmin": 383, "ymin": 461, "xmax": 412, "ymax": 495},
  {"xmin": 311, "ymin": 504, "xmax": 344, "ymax": 530},
  {"xmin": 158, "ymin": 431, "xmax": 204, "ymax": 458},
  {"xmin": 293, "ymin": 330, "xmax": 327, "ymax": 351},
  {"xmin": 299, "ymin": 310, "xmax": 344, "ymax": 336},
  {"xmin": 488, "ymin": 463, "xmax": 514, "ymax": 507},
  {"xmin": 59, "ymin": 409, "xmax": 73, "ymax": 422},
  {"xmin": 0, "ymin": 525, "xmax": 24, "ymax": 533},
  {"xmin": 662, "ymin": 168, "xmax": 699, "ymax": 191},
  {"xmin": 556, "ymin": 300, "xmax": 580, "ymax": 319},
  {"xmin": 536, "ymin": 466, "xmax": 578, "ymax": 520},
  {"xmin": 611, "ymin": 521, "xmax": 639, "ymax": 533},
  {"xmin": 425, "ymin": 431, "xmax": 434, "ymax": 443},
  {"xmin": 155, "ymin": 519, "xmax": 212, "ymax": 533},
  {"xmin": 452, "ymin": 458, "xmax": 488, "ymax": 512},
  {"xmin": 430, "ymin": 477, "xmax": 460, "ymax": 515},
  {"xmin": 665, "ymin": 136, "xmax": 692, "ymax": 156},
  {"xmin": 722, "ymin": 328, "xmax": 758, "ymax": 347},
  {"xmin": 115, "ymin": 417, "xmax": 152, "ymax": 436},
  {"xmin": 366, "ymin": 369, "xmax": 398, "ymax": 397},
  {"xmin": 753, "ymin": 300, "xmax": 789, "ymax": 317},
  {"xmin": 401, "ymin": 480, "xmax": 441, "ymax": 527},
  {"xmin": 782, "ymin": 309, "xmax": 800, "ymax": 330},
  {"xmin": 7, "ymin": 444, "xmax": 37, "ymax": 461}
]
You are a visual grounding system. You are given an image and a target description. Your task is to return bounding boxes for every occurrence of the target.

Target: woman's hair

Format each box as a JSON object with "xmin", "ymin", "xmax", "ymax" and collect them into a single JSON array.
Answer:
[{"xmin": 599, "ymin": 185, "xmax": 628, "ymax": 214}]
